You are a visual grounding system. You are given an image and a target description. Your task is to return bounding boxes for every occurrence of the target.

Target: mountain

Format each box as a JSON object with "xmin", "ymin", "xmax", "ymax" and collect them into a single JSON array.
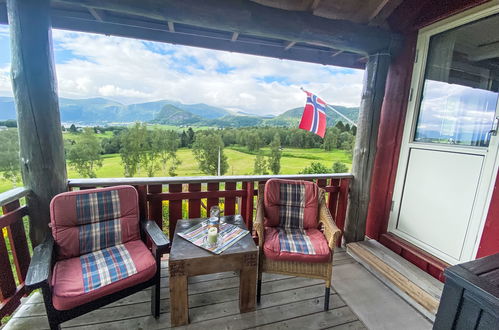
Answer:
[
  {"xmin": 0, "ymin": 96, "xmax": 359, "ymax": 127},
  {"xmin": 264, "ymin": 105, "xmax": 359, "ymax": 127},
  {"xmin": 206, "ymin": 114, "xmax": 264, "ymax": 128},
  {"xmin": 152, "ymin": 104, "xmax": 202, "ymax": 125},
  {"xmin": 0, "ymin": 97, "xmax": 231, "ymax": 123}
]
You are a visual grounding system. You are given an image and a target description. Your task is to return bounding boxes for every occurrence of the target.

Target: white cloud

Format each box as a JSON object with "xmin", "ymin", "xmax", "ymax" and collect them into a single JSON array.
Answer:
[{"xmin": 1, "ymin": 30, "xmax": 364, "ymax": 114}]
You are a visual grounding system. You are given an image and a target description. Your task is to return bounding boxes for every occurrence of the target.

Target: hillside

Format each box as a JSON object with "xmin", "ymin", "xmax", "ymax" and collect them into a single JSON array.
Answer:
[
  {"xmin": 0, "ymin": 97, "xmax": 231, "ymax": 123},
  {"xmin": 152, "ymin": 104, "xmax": 202, "ymax": 125},
  {"xmin": 265, "ymin": 105, "xmax": 359, "ymax": 127},
  {"xmin": 0, "ymin": 96, "xmax": 359, "ymax": 127}
]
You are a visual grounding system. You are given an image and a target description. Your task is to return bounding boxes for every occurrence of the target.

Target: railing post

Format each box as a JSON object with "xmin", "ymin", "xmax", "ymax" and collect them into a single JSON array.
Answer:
[
  {"xmin": 3, "ymin": 201, "xmax": 30, "ymax": 284},
  {"xmin": 168, "ymin": 184, "xmax": 183, "ymax": 241},
  {"xmin": 135, "ymin": 185, "xmax": 148, "ymax": 220},
  {"xmin": 245, "ymin": 181, "xmax": 255, "ymax": 231},
  {"xmin": 335, "ymin": 178, "xmax": 350, "ymax": 246},
  {"xmin": 328, "ymin": 178, "xmax": 340, "ymax": 220},
  {"xmin": 207, "ymin": 182, "xmax": 219, "ymax": 211},
  {"xmin": 224, "ymin": 182, "xmax": 236, "ymax": 216},
  {"xmin": 188, "ymin": 183, "xmax": 201, "ymax": 218},
  {"xmin": 148, "ymin": 185, "xmax": 163, "ymax": 229},
  {"xmin": 0, "ymin": 229, "xmax": 17, "ymax": 303}
]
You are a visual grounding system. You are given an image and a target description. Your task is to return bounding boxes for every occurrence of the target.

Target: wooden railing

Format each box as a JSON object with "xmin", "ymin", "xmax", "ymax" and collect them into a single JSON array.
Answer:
[
  {"xmin": 68, "ymin": 174, "xmax": 352, "ymax": 243},
  {"xmin": 0, "ymin": 187, "xmax": 31, "ymax": 323}
]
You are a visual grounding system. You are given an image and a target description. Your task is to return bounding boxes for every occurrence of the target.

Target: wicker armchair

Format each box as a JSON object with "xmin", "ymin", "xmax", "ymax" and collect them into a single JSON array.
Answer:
[{"xmin": 254, "ymin": 179, "xmax": 341, "ymax": 310}]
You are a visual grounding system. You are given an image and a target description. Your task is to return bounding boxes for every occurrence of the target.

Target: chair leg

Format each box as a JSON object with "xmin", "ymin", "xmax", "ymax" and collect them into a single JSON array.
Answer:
[
  {"xmin": 41, "ymin": 287, "xmax": 61, "ymax": 330},
  {"xmin": 256, "ymin": 279, "xmax": 262, "ymax": 304},
  {"xmin": 324, "ymin": 286, "xmax": 330, "ymax": 311},
  {"xmin": 151, "ymin": 251, "xmax": 161, "ymax": 318}
]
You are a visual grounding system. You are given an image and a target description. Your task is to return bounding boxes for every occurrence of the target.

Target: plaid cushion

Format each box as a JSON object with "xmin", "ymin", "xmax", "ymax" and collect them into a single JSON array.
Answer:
[
  {"xmin": 77, "ymin": 190, "xmax": 122, "ymax": 254},
  {"xmin": 80, "ymin": 244, "xmax": 137, "ymax": 293},
  {"xmin": 278, "ymin": 228, "xmax": 316, "ymax": 255},
  {"xmin": 279, "ymin": 183, "xmax": 306, "ymax": 229}
]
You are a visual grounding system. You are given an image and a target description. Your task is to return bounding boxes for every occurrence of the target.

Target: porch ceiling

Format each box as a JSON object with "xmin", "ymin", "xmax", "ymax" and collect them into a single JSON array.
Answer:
[{"xmin": 0, "ymin": 0, "xmax": 404, "ymax": 69}]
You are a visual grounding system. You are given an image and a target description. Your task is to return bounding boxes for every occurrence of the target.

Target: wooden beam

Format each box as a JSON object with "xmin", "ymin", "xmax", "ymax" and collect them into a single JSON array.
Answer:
[
  {"xmin": 343, "ymin": 53, "xmax": 391, "ymax": 244},
  {"xmin": 369, "ymin": 0, "xmax": 404, "ymax": 26},
  {"xmin": 7, "ymin": 0, "xmax": 68, "ymax": 246},
  {"xmin": 167, "ymin": 21, "xmax": 175, "ymax": 32},
  {"xmin": 49, "ymin": 15, "xmax": 366, "ymax": 69},
  {"xmin": 57, "ymin": 0, "xmax": 400, "ymax": 55},
  {"xmin": 231, "ymin": 31, "xmax": 239, "ymax": 41},
  {"xmin": 87, "ymin": 7, "xmax": 104, "ymax": 22},
  {"xmin": 283, "ymin": 41, "xmax": 296, "ymax": 51}
]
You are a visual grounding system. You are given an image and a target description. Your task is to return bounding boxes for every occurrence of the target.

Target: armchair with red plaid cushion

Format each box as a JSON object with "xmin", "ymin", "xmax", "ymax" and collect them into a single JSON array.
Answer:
[
  {"xmin": 25, "ymin": 185, "xmax": 169, "ymax": 330},
  {"xmin": 254, "ymin": 179, "xmax": 342, "ymax": 311}
]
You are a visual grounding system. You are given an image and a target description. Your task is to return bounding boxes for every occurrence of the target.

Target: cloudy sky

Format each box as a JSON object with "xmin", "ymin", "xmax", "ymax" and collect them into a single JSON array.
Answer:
[{"xmin": 0, "ymin": 26, "xmax": 364, "ymax": 115}]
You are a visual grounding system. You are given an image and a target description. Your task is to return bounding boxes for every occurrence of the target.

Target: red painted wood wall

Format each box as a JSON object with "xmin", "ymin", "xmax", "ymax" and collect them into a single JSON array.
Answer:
[{"xmin": 477, "ymin": 172, "xmax": 499, "ymax": 258}]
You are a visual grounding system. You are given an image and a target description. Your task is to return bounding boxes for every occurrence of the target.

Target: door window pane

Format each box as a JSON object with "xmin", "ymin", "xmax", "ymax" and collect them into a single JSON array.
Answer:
[{"xmin": 414, "ymin": 14, "xmax": 499, "ymax": 147}]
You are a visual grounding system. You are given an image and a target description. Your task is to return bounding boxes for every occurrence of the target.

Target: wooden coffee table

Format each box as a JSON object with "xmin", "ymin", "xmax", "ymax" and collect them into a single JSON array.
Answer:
[{"xmin": 169, "ymin": 215, "xmax": 258, "ymax": 326}]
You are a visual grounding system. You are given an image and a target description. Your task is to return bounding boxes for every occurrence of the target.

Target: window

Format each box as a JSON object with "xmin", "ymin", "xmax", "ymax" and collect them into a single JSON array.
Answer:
[{"xmin": 414, "ymin": 14, "xmax": 499, "ymax": 147}]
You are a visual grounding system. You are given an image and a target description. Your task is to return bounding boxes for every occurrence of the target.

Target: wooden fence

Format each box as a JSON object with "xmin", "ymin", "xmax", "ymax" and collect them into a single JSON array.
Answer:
[{"xmin": 68, "ymin": 174, "xmax": 352, "ymax": 242}]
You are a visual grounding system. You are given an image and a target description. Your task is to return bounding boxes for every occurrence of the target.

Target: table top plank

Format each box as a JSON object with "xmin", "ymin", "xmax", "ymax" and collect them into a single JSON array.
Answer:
[{"xmin": 170, "ymin": 215, "xmax": 257, "ymax": 261}]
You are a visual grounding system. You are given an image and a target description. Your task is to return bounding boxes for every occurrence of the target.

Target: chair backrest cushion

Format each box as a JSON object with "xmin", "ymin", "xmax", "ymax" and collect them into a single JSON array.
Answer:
[
  {"xmin": 263, "ymin": 179, "xmax": 319, "ymax": 229},
  {"xmin": 50, "ymin": 185, "xmax": 140, "ymax": 260}
]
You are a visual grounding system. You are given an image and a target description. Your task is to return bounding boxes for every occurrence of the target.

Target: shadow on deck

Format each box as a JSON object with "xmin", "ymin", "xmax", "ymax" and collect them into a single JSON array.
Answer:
[{"xmin": 3, "ymin": 251, "xmax": 432, "ymax": 330}]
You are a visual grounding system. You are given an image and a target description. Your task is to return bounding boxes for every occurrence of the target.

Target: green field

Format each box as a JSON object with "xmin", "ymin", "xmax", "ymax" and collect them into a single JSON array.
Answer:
[{"xmin": 0, "ymin": 147, "xmax": 351, "ymax": 193}]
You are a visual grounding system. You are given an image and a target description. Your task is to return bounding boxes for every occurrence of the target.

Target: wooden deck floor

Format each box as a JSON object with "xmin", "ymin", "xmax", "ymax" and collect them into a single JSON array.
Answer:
[{"xmin": 4, "ymin": 250, "xmax": 363, "ymax": 330}]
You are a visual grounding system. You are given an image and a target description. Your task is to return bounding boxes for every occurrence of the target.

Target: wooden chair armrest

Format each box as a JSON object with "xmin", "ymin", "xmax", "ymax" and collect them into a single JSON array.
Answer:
[
  {"xmin": 254, "ymin": 185, "xmax": 265, "ymax": 248},
  {"xmin": 26, "ymin": 235, "xmax": 54, "ymax": 290},
  {"xmin": 319, "ymin": 197, "xmax": 342, "ymax": 250},
  {"xmin": 141, "ymin": 219, "xmax": 170, "ymax": 255}
]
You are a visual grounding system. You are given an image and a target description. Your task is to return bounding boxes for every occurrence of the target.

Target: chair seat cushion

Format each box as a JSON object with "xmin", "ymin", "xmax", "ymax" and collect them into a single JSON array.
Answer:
[
  {"xmin": 263, "ymin": 227, "xmax": 331, "ymax": 263},
  {"xmin": 51, "ymin": 240, "xmax": 156, "ymax": 311}
]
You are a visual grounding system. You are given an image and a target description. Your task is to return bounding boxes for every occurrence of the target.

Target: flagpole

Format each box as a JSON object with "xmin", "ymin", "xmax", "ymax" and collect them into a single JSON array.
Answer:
[
  {"xmin": 325, "ymin": 104, "xmax": 357, "ymax": 128},
  {"xmin": 217, "ymin": 146, "xmax": 221, "ymax": 176}
]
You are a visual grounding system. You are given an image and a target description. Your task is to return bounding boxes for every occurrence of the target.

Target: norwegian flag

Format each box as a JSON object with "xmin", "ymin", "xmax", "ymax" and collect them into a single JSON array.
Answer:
[{"xmin": 298, "ymin": 90, "xmax": 327, "ymax": 138}]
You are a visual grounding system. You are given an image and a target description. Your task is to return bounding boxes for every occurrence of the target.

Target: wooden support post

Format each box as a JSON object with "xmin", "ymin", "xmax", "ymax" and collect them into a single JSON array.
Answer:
[
  {"xmin": 344, "ymin": 53, "xmax": 391, "ymax": 244},
  {"xmin": 7, "ymin": 0, "xmax": 67, "ymax": 246}
]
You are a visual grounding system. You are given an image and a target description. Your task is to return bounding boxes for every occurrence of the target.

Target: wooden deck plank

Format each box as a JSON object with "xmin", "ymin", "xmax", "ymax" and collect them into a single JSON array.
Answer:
[
  {"xmin": 5, "ymin": 255, "xmax": 364, "ymax": 330},
  {"xmin": 327, "ymin": 320, "xmax": 367, "ymax": 329},
  {"xmin": 252, "ymin": 306, "xmax": 359, "ymax": 330}
]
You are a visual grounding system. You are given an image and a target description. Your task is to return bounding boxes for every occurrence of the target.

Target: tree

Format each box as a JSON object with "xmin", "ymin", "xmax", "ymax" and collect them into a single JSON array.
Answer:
[
  {"xmin": 69, "ymin": 124, "xmax": 78, "ymax": 133},
  {"xmin": 150, "ymin": 129, "xmax": 181, "ymax": 176},
  {"xmin": 268, "ymin": 133, "xmax": 282, "ymax": 174},
  {"xmin": 332, "ymin": 161, "xmax": 349, "ymax": 173},
  {"xmin": 67, "ymin": 127, "xmax": 103, "ymax": 178},
  {"xmin": 119, "ymin": 123, "xmax": 148, "ymax": 177},
  {"xmin": 0, "ymin": 129, "xmax": 21, "ymax": 186},
  {"xmin": 323, "ymin": 127, "xmax": 340, "ymax": 151},
  {"xmin": 253, "ymin": 152, "xmax": 269, "ymax": 175},
  {"xmin": 299, "ymin": 162, "xmax": 330, "ymax": 174},
  {"xmin": 246, "ymin": 131, "xmax": 263, "ymax": 152},
  {"xmin": 186, "ymin": 127, "xmax": 195, "ymax": 147},
  {"xmin": 192, "ymin": 132, "xmax": 228, "ymax": 175},
  {"xmin": 339, "ymin": 131, "xmax": 355, "ymax": 155}
]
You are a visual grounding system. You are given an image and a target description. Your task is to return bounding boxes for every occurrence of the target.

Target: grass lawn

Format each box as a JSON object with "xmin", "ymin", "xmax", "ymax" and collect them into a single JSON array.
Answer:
[{"xmin": 0, "ymin": 147, "xmax": 351, "ymax": 193}]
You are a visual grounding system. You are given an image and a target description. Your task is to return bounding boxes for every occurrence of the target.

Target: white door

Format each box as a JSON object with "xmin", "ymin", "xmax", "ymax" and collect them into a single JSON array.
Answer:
[{"xmin": 389, "ymin": 5, "xmax": 499, "ymax": 265}]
